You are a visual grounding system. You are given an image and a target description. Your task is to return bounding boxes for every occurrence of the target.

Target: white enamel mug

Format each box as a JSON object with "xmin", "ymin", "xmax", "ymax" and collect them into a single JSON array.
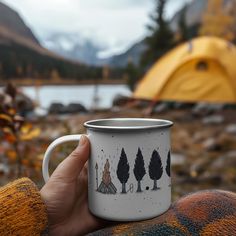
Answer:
[{"xmin": 42, "ymin": 118, "xmax": 173, "ymax": 221}]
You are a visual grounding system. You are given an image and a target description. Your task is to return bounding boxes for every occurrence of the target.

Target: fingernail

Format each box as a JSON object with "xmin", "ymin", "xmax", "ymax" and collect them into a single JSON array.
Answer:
[{"xmin": 79, "ymin": 135, "xmax": 87, "ymax": 146}]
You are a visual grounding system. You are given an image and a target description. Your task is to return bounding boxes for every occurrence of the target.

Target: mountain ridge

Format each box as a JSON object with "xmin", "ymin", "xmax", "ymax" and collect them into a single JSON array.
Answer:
[
  {"xmin": 0, "ymin": 1, "xmax": 104, "ymax": 80},
  {"xmin": 43, "ymin": 32, "xmax": 103, "ymax": 65},
  {"xmin": 0, "ymin": 1, "xmax": 39, "ymax": 44}
]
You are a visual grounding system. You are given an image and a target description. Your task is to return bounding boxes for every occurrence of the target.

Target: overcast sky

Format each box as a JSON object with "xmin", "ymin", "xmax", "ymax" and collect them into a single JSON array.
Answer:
[{"xmin": 2, "ymin": 0, "xmax": 191, "ymax": 56}]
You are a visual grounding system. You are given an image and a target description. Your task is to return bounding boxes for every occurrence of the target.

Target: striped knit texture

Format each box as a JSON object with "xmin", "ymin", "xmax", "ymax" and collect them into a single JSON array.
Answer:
[
  {"xmin": 89, "ymin": 190, "xmax": 236, "ymax": 236},
  {"xmin": 0, "ymin": 178, "xmax": 48, "ymax": 236}
]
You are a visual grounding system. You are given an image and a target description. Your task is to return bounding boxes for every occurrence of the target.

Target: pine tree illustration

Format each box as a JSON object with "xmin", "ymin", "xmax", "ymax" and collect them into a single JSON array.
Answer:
[
  {"xmin": 133, "ymin": 148, "xmax": 146, "ymax": 192},
  {"xmin": 149, "ymin": 150, "xmax": 163, "ymax": 190},
  {"xmin": 116, "ymin": 148, "xmax": 130, "ymax": 193},
  {"xmin": 166, "ymin": 151, "xmax": 171, "ymax": 177}
]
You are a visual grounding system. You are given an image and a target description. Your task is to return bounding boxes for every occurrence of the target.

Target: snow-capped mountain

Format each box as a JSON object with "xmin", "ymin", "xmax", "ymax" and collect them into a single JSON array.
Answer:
[
  {"xmin": 41, "ymin": 0, "xmax": 236, "ymax": 67},
  {"xmin": 42, "ymin": 32, "xmax": 105, "ymax": 65}
]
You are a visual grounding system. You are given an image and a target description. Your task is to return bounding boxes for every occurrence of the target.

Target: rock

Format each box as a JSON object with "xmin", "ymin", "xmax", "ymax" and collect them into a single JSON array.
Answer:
[
  {"xmin": 39, "ymin": 125, "xmax": 67, "ymax": 140},
  {"xmin": 0, "ymin": 90, "xmax": 34, "ymax": 116},
  {"xmin": 190, "ymin": 158, "xmax": 211, "ymax": 175},
  {"xmin": 202, "ymin": 133, "xmax": 236, "ymax": 152},
  {"xmin": 193, "ymin": 132, "xmax": 204, "ymax": 142},
  {"xmin": 224, "ymin": 104, "xmax": 236, "ymax": 109},
  {"xmin": 208, "ymin": 151, "xmax": 236, "ymax": 184},
  {"xmin": 66, "ymin": 103, "xmax": 87, "ymax": 114},
  {"xmin": 171, "ymin": 153, "xmax": 186, "ymax": 166},
  {"xmin": 202, "ymin": 138, "xmax": 221, "ymax": 151},
  {"xmin": 172, "ymin": 130, "xmax": 191, "ymax": 152},
  {"xmin": 173, "ymin": 102, "xmax": 194, "ymax": 110},
  {"xmin": 210, "ymin": 151, "xmax": 236, "ymax": 170},
  {"xmin": 226, "ymin": 151, "xmax": 236, "ymax": 158},
  {"xmin": 48, "ymin": 103, "xmax": 66, "ymax": 114},
  {"xmin": 192, "ymin": 103, "xmax": 225, "ymax": 116},
  {"xmin": 198, "ymin": 175, "xmax": 222, "ymax": 185},
  {"xmin": 202, "ymin": 115, "xmax": 224, "ymax": 125},
  {"xmin": 34, "ymin": 107, "xmax": 47, "ymax": 117},
  {"xmin": 0, "ymin": 163, "xmax": 9, "ymax": 175},
  {"xmin": 225, "ymin": 124, "xmax": 236, "ymax": 135},
  {"xmin": 112, "ymin": 94, "xmax": 130, "ymax": 107},
  {"xmin": 153, "ymin": 103, "xmax": 169, "ymax": 113},
  {"xmin": 0, "ymin": 92, "xmax": 12, "ymax": 105},
  {"xmin": 16, "ymin": 92, "xmax": 34, "ymax": 116},
  {"xmin": 48, "ymin": 103, "xmax": 86, "ymax": 114},
  {"xmin": 217, "ymin": 134, "xmax": 236, "ymax": 150}
]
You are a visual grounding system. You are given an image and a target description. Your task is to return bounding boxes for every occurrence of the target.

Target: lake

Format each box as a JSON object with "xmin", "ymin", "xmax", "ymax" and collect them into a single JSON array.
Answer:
[{"xmin": 21, "ymin": 84, "xmax": 131, "ymax": 110}]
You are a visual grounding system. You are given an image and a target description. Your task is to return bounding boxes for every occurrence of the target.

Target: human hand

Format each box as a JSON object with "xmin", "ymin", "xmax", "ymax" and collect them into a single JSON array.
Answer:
[{"xmin": 40, "ymin": 135, "xmax": 106, "ymax": 236}]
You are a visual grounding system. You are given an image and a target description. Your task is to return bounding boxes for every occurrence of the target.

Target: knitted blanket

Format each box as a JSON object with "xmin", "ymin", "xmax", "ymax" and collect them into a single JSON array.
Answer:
[{"xmin": 89, "ymin": 190, "xmax": 236, "ymax": 236}]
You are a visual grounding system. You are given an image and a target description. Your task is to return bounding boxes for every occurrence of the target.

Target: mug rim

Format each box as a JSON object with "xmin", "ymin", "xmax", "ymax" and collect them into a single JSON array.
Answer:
[{"xmin": 84, "ymin": 118, "xmax": 173, "ymax": 131}]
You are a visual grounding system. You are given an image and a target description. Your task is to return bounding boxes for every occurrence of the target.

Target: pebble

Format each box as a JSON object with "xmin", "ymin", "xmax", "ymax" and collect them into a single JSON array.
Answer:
[
  {"xmin": 202, "ymin": 115, "xmax": 224, "ymax": 125},
  {"xmin": 225, "ymin": 124, "xmax": 236, "ymax": 135}
]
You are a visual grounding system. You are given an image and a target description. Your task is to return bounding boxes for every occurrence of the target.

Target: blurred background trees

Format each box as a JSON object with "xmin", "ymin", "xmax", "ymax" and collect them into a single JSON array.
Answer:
[
  {"xmin": 125, "ymin": 59, "xmax": 140, "ymax": 91},
  {"xmin": 177, "ymin": 5, "xmax": 189, "ymax": 43},
  {"xmin": 141, "ymin": 0, "xmax": 174, "ymax": 69},
  {"xmin": 199, "ymin": 0, "xmax": 236, "ymax": 41}
]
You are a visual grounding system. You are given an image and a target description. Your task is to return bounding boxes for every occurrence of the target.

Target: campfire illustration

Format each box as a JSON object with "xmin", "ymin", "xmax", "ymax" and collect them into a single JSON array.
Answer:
[{"xmin": 97, "ymin": 159, "xmax": 117, "ymax": 194}]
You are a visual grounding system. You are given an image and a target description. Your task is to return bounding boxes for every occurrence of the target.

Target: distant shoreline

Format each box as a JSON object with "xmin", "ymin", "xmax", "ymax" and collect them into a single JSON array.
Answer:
[{"xmin": 0, "ymin": 78, "xmax": 128, "ymax": 87}]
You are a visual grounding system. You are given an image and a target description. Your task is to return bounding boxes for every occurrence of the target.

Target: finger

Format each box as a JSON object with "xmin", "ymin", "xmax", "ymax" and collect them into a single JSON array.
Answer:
[
  {"xmin": 78, "ymin": 161, "xmax": 88, "ymax": 179},
  {"xmin": 51, "ymin": 135, "xmax": 90, "ymax": 182},
  {"xmin": 78, "ymin": 161, "xmax": 88, "ymax": 182},
  {"xmin": 84, "ymin": 161, "xmax": 88, "ymax": 173},
  {"xmin": 78, "ymin": 161, "xmax": 88, "ymax": 180},
  {"xmin": 76, "ymin": 171, "xmax": 88, "ymax": 197}
]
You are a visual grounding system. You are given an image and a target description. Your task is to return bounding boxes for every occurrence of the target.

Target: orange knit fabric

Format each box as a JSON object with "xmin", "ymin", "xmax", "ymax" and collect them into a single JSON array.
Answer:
[{"xmin": 0, "ymin": 178, "xmax": 48, "ymax": 236}]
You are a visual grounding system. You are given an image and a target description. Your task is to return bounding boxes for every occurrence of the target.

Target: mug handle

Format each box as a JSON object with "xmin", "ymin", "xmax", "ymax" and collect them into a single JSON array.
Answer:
[{"xmin": 42, "ymin": 134, "xmax": 83, "ymax": 182}]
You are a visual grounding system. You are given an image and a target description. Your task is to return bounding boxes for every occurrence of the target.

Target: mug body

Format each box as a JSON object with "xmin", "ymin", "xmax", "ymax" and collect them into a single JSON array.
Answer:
[{"xmin": 85, "ymin": 118, "xmax": 172, "ymax": 221}]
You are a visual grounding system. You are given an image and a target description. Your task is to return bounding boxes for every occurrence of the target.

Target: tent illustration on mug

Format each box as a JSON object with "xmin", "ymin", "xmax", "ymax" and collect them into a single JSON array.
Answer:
[{"xmin": 97, "ymin": 159, "xmax": 117, "ymax": 194}]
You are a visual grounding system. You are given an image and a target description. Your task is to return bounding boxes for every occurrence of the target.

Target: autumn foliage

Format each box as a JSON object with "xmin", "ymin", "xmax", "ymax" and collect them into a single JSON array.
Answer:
[
  {"xmin": 0, "ymin": 83, "xmax": 41, "ymax": 177},
  {"xmin": 199, "ymin": 0, "xmax": 236, "ymax": 41}
]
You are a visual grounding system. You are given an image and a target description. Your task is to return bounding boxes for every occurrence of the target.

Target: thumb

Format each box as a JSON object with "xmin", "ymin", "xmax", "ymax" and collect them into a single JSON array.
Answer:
[{"xmin": 51, "ymin": 135, "xmax": 90, "ymax": 182}]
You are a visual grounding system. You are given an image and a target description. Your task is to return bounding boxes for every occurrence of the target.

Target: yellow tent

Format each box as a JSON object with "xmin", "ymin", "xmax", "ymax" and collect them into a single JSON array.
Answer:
[{"xmin": 134, "ymin": 36, "xmax": 236, "ymax": 103}]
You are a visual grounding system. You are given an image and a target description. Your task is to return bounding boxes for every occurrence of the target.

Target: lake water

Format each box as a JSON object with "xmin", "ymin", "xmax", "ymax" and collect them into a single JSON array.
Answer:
[{"xmin": 21, "ymin": 84, "xmax": 131, "ymax": 110}]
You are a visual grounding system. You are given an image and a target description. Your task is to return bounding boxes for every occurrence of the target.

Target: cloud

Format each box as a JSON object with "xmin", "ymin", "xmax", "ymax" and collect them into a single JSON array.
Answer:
[
  {"xmin": 2, "ymin": 0, "xmax": 152, "ymax": 45},
  {"xmin": 80, "ymin": 0, "xmax": 149, "ymax": 9},
  {"xmin": 1, "ymin": 0, "xmax": 190, "ymax": 55}
]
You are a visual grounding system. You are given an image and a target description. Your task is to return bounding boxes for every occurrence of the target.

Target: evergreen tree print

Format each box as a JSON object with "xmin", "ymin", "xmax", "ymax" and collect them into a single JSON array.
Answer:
[
  {"xmin": 133, "ymin": 148, "xmax": 146, "ymax": 192},
  {"xmin": 116, "ymin": 148, "xmax": 130, "ymax": 193},
  {"xmin": 149, "ymin": 150, "xmax": 163, "ymax": 190},
  {"xmin": 166, "ymin": 151, "xmax": 171, "ymax": 177}
]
